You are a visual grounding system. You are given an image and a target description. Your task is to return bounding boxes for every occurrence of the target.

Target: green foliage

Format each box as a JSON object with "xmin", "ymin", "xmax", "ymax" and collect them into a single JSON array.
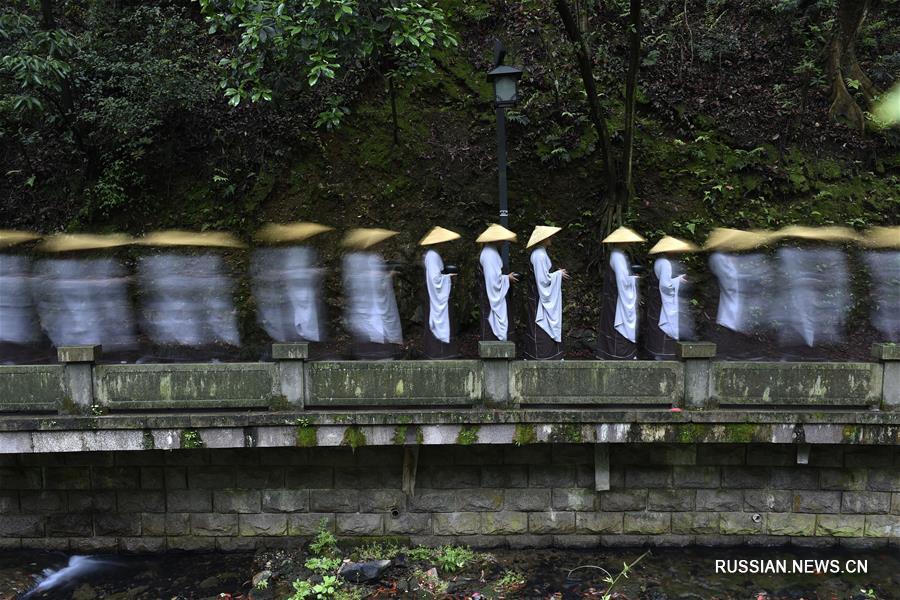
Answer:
[
  {"xmin": 305, "ymin": 556, "xmax": 342, "ymax": 574},
  {"xmin": 180, "ymin": 428, "xmax": 203, "ymax": 449},
  {"xmin": 310, "ymin": 518, "xmax": 339, "ymax": 558},
  {"xmin": 352, "ymin": 541, "xmax": 402, "ymax": 561},
  {"xmin": 406, "ymin": 546, "xmax": 436, "ymax": 562},
  {"xmin": 513, "ymin": 424, "xmax": 537, "ymax": 446},
  {"xmin": 412, "ymin": 568, "xmax": 448, "ymax": 597},
  {"xmin": 496, "ymin": 569, "xmax": 526, "ymax": 592},
  {"xmin": 456, "ymin": 425, "xmax": 479, "ymax": 445},
  {"xmin": 199, "ymin": 0, "xmax": 458, "ymax": 128},
  {"xmin": 342, "ymin": 426, "xmax": 367, "ymax": 450},
  {"xmin": 434, "ymin": 545, "xmax": 474, "ymax": 573}
]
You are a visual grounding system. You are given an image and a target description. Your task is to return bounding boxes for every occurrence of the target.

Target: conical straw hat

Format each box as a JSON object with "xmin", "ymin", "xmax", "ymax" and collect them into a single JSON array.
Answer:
[
  {"xmin": 526, "ymin": 225, "xmax": 562, "ymax": 248},
  {"xmin": 419, "ymin": 226, "xmax": 461, "ymax": 246},
  {"xmin": 138, "ymin": 230, "xmax": 246, "ymax": 248},
  {"xmin": 775, "ymin": 225, "xmax": 860, "ymax": 243},
  {"xmin": 649, "ymin": 235, "xmax": 699, "ymax": 255},
  {"xmin": 861, "ymin": 226, "xmax": 900, "ymax": 249},
  {"xmin": 476, "ymin": 224, "xmax": 517, "ymax": 243},
  {"xmin": 0, "ymin": 230, "xmax": 40, "ymax": 249},
  {"xmin": 703, "ymin": 228, "xmax": 773, "ymax": 251},
  {"xmin": 342, "ymin": 228, "xmax": 399, "ymax": 250},
  {"xmin": 255, "ymin": 222, "xmax": 333, "ymax": 243},
  {"xmin": 601, "ymin": 226, "xmax": 645, "ymax": 244},
  {"xmin": 39, "ymin": 233, "xmax": 134, "ymax": 252}
]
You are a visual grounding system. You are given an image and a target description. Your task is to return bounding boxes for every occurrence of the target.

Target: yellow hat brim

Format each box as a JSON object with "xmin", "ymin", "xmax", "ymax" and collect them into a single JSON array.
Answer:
[
  {"xmin": 526, "ymin": 226, "xmax": 562, "ymax": 248},
  {"xmin": 39, "ymin": 233, "xmax": 134, "ymax": 252},
  {"xmin": 601, "ymin": 226, "xmax": 646, "ymax": 244},
  {"xmin": 342, "ymin": 228, "xmax": 399, "ymax": 249},
  {"xmin": 137, "ymin": 230, "xmax": 245, "ymax": 248},
  {"xmin": 476, "ymin": 224, "xmax": 517, "ymax": 243},
  {"xmin": 255, "ymin": 222, "xmax": 334, "ymax": 243},
  {"xmin": 774, "ymin": 225, "xmax": 860, "ymax": 243},
  {"xmin": 649, "ymin": 236, "xmax": 699, "ymax": 255},
  {"xmin": 419, "ymin": 226, "xmax": 461, "ymax": 246},
  {"xmin": 861, "ymin": 226, "xmax": 900, "ymax": 249},
  {"xmin": 0, "ymin": 230, "xmax": 40, "ymax": 249},
  {"xmin": 703, "ymin": 228, "xmax": 773, "ymax": 251}
]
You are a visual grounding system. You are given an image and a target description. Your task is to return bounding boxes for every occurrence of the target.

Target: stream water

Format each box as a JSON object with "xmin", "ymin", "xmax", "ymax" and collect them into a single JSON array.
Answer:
[{"xmin": 1, "ymin": 546, "xmax": 898, "ymax": 599}]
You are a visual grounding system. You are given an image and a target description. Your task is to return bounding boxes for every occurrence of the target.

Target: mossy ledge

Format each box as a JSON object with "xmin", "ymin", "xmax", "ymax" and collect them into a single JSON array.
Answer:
[
  {"xmin": 513, "ymin": 424, "xmax": 537, "ymax": 446},
  {"xmin": 456, "ymin": 425, "xmax": 480, "ymax": 445},
  {"xmin": 342, "ymin": 426, "xmax": 367, "ymax": 451}
]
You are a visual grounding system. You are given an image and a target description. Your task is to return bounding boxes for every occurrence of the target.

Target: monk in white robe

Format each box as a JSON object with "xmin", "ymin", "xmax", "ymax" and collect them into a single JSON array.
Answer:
[
  {"xmin": 863, "ymin": 227, "xmax": 900, "ymax": 341},
  {"xmin": 0, "ymin": 231, "xmax": 46, "ymax": 363},
  {"xmin": 419, "ymin": 226, "xmax": 461, "ymax": 359},
  {"xmin": 596, "ymin": 227, "xmax": 645, "ymax": 360},
  {"xmin": 251, "ymin": 221, "xmax": 333, "ymax": 347},
  {"xmin": 524, "ymin": 226, "xmax": 566, "ymax": 360},
  {"xmin": 476, "ymin": 224, "xmax": 518, "ymax": 342},
  {"xmin": 644, "ymin": 236, "xmax": 697, "ymax": 359},
  {"xmin": 342, "ymin": 228, "xmax": 402, "ymax": 359},
  {"xmin": 704, "ymin": 228, "xmax": 775, "ymax": 359}
]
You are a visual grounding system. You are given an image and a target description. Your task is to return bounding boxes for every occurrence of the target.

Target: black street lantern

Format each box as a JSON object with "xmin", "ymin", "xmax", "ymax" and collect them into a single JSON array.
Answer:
[
  {"xmin": 487, "ymin": 43, "xmax": 523, "ymax": 271},
  {"xmin": 487, "ymin": 65, "xmax": 523, "ymax": 108}
]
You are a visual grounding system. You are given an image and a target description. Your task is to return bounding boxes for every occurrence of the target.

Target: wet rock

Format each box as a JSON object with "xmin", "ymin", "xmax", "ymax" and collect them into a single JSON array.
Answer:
[
  {"xmin": 338, "ymin": 560, "xmax": 391, "ymax": 583},
  {"xmin": 252, "ymin": 570, "xmax": 272, "ymax": 587},
  {"xmin": 72, "ymin": 583, "xmax": 98, "ymax": 600}
]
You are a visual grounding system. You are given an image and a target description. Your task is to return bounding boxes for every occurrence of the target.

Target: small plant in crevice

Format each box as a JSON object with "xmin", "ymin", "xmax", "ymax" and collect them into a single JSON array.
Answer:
[
  {"xmin": 309, "ymin": 518, "xmax": 339, "ymax": 558},
  {"xmin": 180, "ymin": 428, "xmax": 203, "ymax": 449}
]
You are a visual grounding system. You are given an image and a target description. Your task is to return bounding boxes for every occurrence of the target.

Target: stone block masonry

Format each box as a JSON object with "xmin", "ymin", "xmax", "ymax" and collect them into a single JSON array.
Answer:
[{"xmin": 0, "ymin": 443, "xmax": 898, "ymax": 552}]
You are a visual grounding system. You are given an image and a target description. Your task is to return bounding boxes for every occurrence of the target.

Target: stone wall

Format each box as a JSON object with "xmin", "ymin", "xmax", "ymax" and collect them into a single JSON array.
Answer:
[{"xmin": 1, "ymin": 443, "xmax": 898, "ymax": 553}]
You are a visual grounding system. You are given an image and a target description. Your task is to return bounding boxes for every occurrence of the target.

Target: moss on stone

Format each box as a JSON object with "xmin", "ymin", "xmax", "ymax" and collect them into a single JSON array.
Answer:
[
  {"xmin": 842, "ymin": 425, "xmax": 860, "ymax": 442},
  {"xmin": 456, "ymin": 425, "xmax": 480, "ymax": 445},
  {"xmin": 296, "ymin": 425, "xmax": 318, "ymax": 447},
  {"xmin": 142, "ymin": 430, "xmax": 155, "ymax": 450},
  {"xmin": 59, "ymin": 396, "xmax": 79, "ymax": 416},
  {"xmin": 723, "ymin": 423, "xmax": 756, "ymax": 443},
  {"xmin": 392, "ymin": 425, "xmax": 408, "ymax": 445},
  {"xmin": 513, "ymin": 424, "xmax": 537, "ymax": 446},
  {"xmin": 415, "ymin": 426, "xmax": 424, "ymax": 445},
  {"xmin": 268, "ymin": 394, "xmax": 291, "ymax": 411},
  {"xmin": 342, "ymin": 426, "xmax": 367, "ymax": 450},
  {"xmin": 677, "ymin": 423, "xmax": 707, "ymax": 443}
]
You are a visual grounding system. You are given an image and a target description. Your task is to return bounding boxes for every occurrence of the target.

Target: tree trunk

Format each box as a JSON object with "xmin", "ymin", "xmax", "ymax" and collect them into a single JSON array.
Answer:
[
  {"xmin": 621, "ymin": 0, "xmax": 641, "ymax": 215},
  {"xmin": 826, "ymin": 0, "xmax": 870, "ymax": 131},
  {"xmin": 553, "ymin": 0, "xmax": 619, "ymax": 221}
]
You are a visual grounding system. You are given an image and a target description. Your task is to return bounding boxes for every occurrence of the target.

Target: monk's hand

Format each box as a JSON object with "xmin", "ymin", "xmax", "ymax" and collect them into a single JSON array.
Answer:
[
  {"xmin": 508, "ymin": 272, "xmax": 519, "ymax": 283},
  {"xmin": 560, "ymin": 269, "xmax": 570, "ymax": 280}
]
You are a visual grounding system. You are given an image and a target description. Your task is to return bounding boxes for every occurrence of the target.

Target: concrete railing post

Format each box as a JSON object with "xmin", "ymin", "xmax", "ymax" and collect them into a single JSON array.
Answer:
[
  {"xmin": 479, "ymin": 341, "xmax": 515, "ymax": 408},
  {"xmin": 676, "ymin": 342, "xmax": 717, "ymax": 409},
  {"xmin": 57, "ymin": 345, "xmax": 100, "ymax": 414},
  {"xmin": 872, "ymin": 343, "xmax": 900, "ymax": 411},
  {"xmin": 272, "ymin": 343, "xmax": 309, "ymax": 409}
]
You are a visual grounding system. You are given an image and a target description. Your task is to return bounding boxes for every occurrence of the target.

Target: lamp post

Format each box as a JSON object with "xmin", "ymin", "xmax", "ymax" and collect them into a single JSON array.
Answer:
[{"xmin": 487, "ymin": 55, "xmax": 522, "ymax": 271}]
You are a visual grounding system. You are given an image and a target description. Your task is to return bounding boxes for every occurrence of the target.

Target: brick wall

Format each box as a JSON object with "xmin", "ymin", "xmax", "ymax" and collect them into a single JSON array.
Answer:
[{"xmin": 1, "ymin": 444, "xmax": 898, "ymax": 553}]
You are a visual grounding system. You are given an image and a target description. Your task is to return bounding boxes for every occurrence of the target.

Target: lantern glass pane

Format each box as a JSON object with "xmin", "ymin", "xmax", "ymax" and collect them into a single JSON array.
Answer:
[{"xmin": 494, "ymin": 76, "xmax": 517, "ymax": 104}]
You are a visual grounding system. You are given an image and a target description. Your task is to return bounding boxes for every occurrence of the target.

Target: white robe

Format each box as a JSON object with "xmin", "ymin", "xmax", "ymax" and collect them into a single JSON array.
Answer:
[
  {"xmin": 709, "ymin": 252, "xmax": 742, "ymax": 332},
  {"xmin": 251, "ymin": 247, "xmax": 323, "ymax": 342},
  {"xmin": 423, "ymin": 249, "xmax": 452, "ymax": 343},
  {"xmin": 610, "ymin": 250, "xmax": 638, "ymax": 342},
  {"xmin": 530, "ymin": 247, "xmax": 563, "ymax": 342},
  {"xmin": 480, "ymin": 245, "xmax": 510, "ymax": 341},
  {"xmin": 343, "ymin": 252, "xmax": 403, "ymax": 344},
  {"xmin": 655, "ymin": 258, "xmax": 684, "ymax": 340}
]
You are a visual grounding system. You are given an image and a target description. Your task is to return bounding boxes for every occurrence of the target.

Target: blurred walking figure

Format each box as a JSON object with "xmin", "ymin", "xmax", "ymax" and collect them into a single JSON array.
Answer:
[
  {"xmin": 342, "ymin": 228, "xmax": 403, "ymax": 359},
  {"xmin": 136, "ymin": 231, "xmax": 243, "ymax": 359},
  {"xmin": 596, "ymin": 227, "xmax": 645, "ymax": 360},
  {"xmin": 252, "ymin": 222, "xmax": 332, "ymax": 344},
  {"xmin": 419, "ymin": 226, "xmax": 461, "ymax": 359},
  {"xmin": 0, "ymin": 231, "xmax": 44, "ymax": 363},
  {"xmin": 33, "ymin": 234, "xmax": 137, "ymax": 355},
  {"xmin": 523, "ymin": 225, "xmax": 566, "ymax": 360},
  {"xmin": 644, "ymin": 235, "xmax": 698, "ymax": 360},
  {"xmin": 863, "ymin": 226, "xmax": 900, "ymax": 342},
  {"xmin": 476, "ymin": 224, "xmax": 518, "ymax": 342},
  {"xmin": 705, "ymin": 228, "xmax": 775, "ymax": 359},
  {"xmin": 773, "ymin": 226, "xmax": 855, "ymax": 355}
]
